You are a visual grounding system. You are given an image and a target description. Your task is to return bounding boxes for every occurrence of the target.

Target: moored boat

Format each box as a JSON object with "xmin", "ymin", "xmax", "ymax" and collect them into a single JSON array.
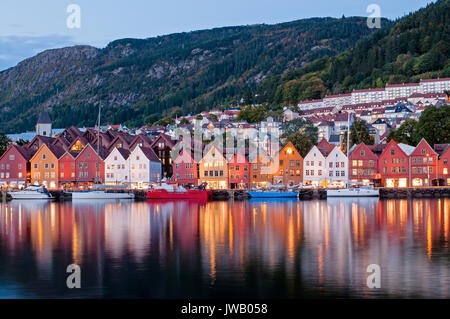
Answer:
[
  {"xmin": 8, "ymin": 185, "xmax": 54, "ymax": 200},
  {"xmin": 327, "ymin": 186, "xmax": 379, "ymax": 197},
  {"xmin": 71, "ymin": 190, "xmax": 135, "ymax": 200},
  {"xmin": 248, "ymin": 190, "xmax": 299, "ymax": 198},
  {"xmin": 147, "ymin": 182, "xmax": 209, "ymax": 201}
]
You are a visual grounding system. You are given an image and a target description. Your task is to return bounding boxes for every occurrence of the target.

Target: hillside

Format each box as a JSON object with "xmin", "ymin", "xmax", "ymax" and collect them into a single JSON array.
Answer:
[
  {"xmin": 261, "ymin": 0, "xmax": 450, "ymax": 105},
  {"xmin": 0, "ymin": 17, "xmax": 382, "ymax": 133}
]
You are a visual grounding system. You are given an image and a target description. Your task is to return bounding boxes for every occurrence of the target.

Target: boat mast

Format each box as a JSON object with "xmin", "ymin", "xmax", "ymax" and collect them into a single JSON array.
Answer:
[{"xmin": 95, "ymin": 105, "xmax": 101, "ymax": 184}]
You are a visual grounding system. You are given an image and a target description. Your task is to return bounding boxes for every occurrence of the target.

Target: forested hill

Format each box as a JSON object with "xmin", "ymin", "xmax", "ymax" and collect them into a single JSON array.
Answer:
[
  {"xmin": 0, "ymin": 17, "xmax": 383, "ymax": 133},
  {"xmin": 260, "ymin": 0, "xmax": 450, "ymax": 105}
]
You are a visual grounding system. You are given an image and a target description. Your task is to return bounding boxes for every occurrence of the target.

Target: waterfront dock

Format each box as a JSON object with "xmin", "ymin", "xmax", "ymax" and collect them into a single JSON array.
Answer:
[{"xmin": 2, "ymin": 187, "xmax": 450, "ymax": 202}]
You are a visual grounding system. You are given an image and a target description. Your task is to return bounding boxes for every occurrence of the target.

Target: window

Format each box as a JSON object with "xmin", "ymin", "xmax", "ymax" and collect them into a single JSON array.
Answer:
[
  {"xmin": 42, "ymin": 154, "xmax": 46, "ymax": 159},
  {"xmin": 45, "ymin": 163, "xmax": 49, "ymax": 169},
  {"xmin": 306, "ymin": 170, "xmax": 309, "ymax": 176},
  {"xmin": 60, "ymin": 163, "xmax": 64, "ymax": 169},
  {"xmin": 280, "ymin": 160, "xmax": 284, "ymax": 166},
  {"xmin": 341, "ymin": 171, "xmax": 345, "ymax": 176},
  {"xmin": 360, "ymin": 150, "xmax": 365, "ymax": 156},
  {"xmin": 341, "ymin": 162, "xmax": 345, "ymax": 168},
  {"xmin": 51, "ymin": 163, "xmax": 54, "ymax": 169},
  {"xmin": 215, "ymin": 171, "xmax": 218, "ymax": 177},
  {"xmin": 6, "ymin": 164, "xmax": 9, "ymax": 169},
  {"xmin": 219, "ymin": 171, "xmax": 224, "ymax": 176},
  {"xmin": 9, "ymin": 155, "xmax": 14, "ymax": 160},
  {"xmin": 205, "ymin": 171, "xmax": 209, "ymax": 177},
  {"xmin": 290, "ymin": 161, "xmax": 295, "ymax": 167},
  {"xmin": 318, "ymin": 170, "xmax": 322, "ymax": 176},
  {"xmin": 336, "ymin": 171, "xmax": 340, "ymax": 177},
  {"xmin": 391, "ymin": 149, "xmax": 395, "ymax": 156},
  {"xmin": 18, "ymin": 172, "xmax": 22, "ymax": 178},
  {"xmin": 296, "ymin": 161, "xmax": 301, "ymax": 167},
  {"xmin": 34, "ymin": 164, "xmax": 38, "ymax": 169},
  {"xmin": 329, "ymin": 162, "xmax": 333, "ymax": 168},
  {"xmin": 5, "ymin": 172, "xmax": 9, "ymax": 178},
  {"xmin": 329, "ymin": 171, "xmax": 333, "ymax": 177}
]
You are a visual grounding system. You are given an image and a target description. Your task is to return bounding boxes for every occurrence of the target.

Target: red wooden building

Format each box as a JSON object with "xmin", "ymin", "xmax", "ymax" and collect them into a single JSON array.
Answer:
[
  {"xmin": 410, "ymin": 138, "xmax": 438, "ymax": 187},
  {"xmin": 348, "ymin": 142, "xmax": 378, "ymax": 184},
  {"xmin": 58, "ymin": 151, "xmax": 77, "ymax": 189},
  {"xmin": 435, "ymin": 144, "xmax": 450, "ymax": 186},
  {"xmin": 0, "ymin": 145, "xmax": 32, "ymax": 188},
  {"xmin": 228, "ymin": 152, "xmax": 250, "ymax": 189},
  {"xmin": 378, "ymin": 139, "xmax": 415, "ymax": 187},
  {"xmin": 172, "ymin": 149, "xmax": 199, "ymax": 186},
  {"xmin": 74, "ymin": 144, "xmax": 107, "ymax": 188}
]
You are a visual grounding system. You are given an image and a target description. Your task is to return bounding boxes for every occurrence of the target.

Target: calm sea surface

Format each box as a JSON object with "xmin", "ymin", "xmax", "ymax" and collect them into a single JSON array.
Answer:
[{"xmin": 0, "ymin": 198, "xmax": 449, "ymax": 298}]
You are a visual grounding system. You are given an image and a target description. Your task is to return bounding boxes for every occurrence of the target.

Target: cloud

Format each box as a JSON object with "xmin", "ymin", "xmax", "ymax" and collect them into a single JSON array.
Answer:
[{"xmin": 0, "ymin": 34, "xmax": 78, "ymax": 71}]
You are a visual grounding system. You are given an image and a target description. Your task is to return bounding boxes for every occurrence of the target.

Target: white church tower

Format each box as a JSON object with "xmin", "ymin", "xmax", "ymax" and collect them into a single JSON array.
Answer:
[{"xmin": 36, "ymin": 111, "xmax": 52, "ymax": 137}]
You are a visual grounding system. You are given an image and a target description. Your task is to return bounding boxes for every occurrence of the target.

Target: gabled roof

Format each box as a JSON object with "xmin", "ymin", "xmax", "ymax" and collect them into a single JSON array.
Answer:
[
  {"xmin": 398, "ymin": 143, "xmax": 415, "ymax": 156},
  {"xmin": 0, "ymin": 144, "xmax": 33, "ymax": 162},
  {"xmin": 317, "ymin": 138, "xmax": 335, "ymax": 157},
  {"xmin": 412, "ymin": 138, "xmax": 438, "ymax": 156},
  {"xmin": 434, "ymin": 144, "xmax": 450, "ymax": 157},
  {"xmin": 139, "ymin": 147, "xmax": 161, "ymax": 163},
  {"xmin": 116, "ymin": 148, "xmax": 131, "ymax": 160},
  {"xmin": 150, "ymin": 133, "xmax": 176, "ymax": 148}
]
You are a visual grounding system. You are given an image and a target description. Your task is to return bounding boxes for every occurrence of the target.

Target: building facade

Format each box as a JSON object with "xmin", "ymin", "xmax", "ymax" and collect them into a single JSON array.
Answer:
[{"xmin": 348, "ymin": 143, "xmax": 378, "ymax": 184}]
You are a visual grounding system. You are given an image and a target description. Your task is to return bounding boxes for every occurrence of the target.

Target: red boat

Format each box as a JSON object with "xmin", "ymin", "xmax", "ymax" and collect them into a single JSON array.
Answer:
[{"xmin": 147, "ymin": 182, "xmax": 210, "ymax": 201}]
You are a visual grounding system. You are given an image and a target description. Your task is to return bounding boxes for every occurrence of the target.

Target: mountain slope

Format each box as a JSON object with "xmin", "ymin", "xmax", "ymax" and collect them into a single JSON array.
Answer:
[
  {"xmin": 0, "ymin": 17, "xmax": 383, "ymax": 133},
  {"xmin": 261, "ymin": 0, "xmax": 450, "ymax": 105}
]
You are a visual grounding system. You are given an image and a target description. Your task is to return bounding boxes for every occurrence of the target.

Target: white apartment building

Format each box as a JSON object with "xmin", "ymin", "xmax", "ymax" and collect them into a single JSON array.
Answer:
[
  {"xmin": 351, "ymin": 88, "xmax": 385, "ymax": 104},
  {"xmin": 385, "ymin": 83, "xmax": 421, "ymax": 100},
  {"xmin": 420, "ymin": 78, "xmax": 450, "ymax": 93},
  {"xmin": 297, "ymin": 99, "xmax": 323, "ymax": 111},
  {"xmin": 323, "ymin": 94, "xmax": 352, "ymax": 109}
]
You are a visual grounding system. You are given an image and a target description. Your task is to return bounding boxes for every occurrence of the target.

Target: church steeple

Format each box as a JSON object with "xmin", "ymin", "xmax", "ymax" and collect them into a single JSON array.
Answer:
[{"xmin": 36, "ymin": 111, "xmax": 52, "ymax": 137}]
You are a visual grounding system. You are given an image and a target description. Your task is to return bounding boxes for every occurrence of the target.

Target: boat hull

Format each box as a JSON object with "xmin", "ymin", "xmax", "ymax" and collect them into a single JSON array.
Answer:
[
  {"xmin": 327, "ymin": 189, "xmax": 379, "ymax": 197},
  {"xmin": 9, "ymin": 193, "xmax": 53, "ymax": 200},
  {"xmin": 147, "ymin": 189, "xmax": 209, "ymax": 201},
  {"xmin": 71, "ymin": 191, "xmax": 135, "ymax": 199},
  {"xmin": 248, "ymin": 191, "xmax": 298, "ymax": 198}
]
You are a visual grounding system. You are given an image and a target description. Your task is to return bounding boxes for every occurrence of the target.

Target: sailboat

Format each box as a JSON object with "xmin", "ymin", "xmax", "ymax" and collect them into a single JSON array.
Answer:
[
  {"xmin": 70, "ymin": 105, "xmax": 135, "ymax": 200},
  {"xmin": 326, "ymin": 111, "xmax": 379, "ymax": 198}
]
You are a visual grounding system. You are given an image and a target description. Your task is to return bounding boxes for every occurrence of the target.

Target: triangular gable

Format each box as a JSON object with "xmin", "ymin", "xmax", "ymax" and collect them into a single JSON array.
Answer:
[
  {"xmin": 150, "ymin": 133, "xmax": 175, "ymax": 149},
  {"xmin": 411, "ymin": 138, "xmax": 438, "ymax": 157}
]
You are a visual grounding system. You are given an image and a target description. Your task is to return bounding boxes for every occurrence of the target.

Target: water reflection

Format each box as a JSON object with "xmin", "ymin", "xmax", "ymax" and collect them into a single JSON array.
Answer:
[{"xmin": 0, "ymin": 198, "xmax": 449, "ymax": 298}]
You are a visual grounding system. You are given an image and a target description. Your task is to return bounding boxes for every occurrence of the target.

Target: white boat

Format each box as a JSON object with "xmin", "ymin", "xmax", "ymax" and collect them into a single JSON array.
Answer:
[
  {"xmin": 327, "ymin": 186, "xmax": 379, "ymax": 197},
  {"xmin": 71, "ymin": 190, "xmax": 135, "ymax": 200},
  {"xmin": 8, "ymin": 185, "xmax": 54, "ymax": 200}
]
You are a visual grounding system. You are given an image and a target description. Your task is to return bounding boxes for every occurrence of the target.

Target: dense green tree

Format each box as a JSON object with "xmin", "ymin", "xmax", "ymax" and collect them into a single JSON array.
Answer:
[
  {"xmin": 414, "ymin": 105, "xmax": 450, "ymax": 145},
  {"xmin": 0, "ymin": 131, "xmax": 11, "ymax": 156},
  {"xmin": 285, "ymin": 132, "xmax": 315, "ymax": 158},
  {"xmin": 236, "ymin": 105, "xmax": 268, "ymax": 123},
  {"xmin": 283, "ymin": 118, "xmax": 318, "ymax": 143},
  {"xmin": 388, "ymin": 105, "xmax": 450, "ymax": 146},
  {"xmin": 209, "ymin": 114, "xmax": 219, "ymax": 122},
  {"xmin": 350, "ymin": 120, "xmax": 374, "ymax": 147}
]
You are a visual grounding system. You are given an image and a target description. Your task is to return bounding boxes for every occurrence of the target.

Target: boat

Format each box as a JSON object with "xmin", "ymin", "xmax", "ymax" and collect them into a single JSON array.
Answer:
[
  {"xmin": 71, "ymin": 190, "xmax": 135, "ymax": 200},
  {"xmin": 8, "ymin": 185, "xmax": 54, "ymax": 200},
  {"xmin": 327, "ymin": 186, "xmax": 379, "ymax": 197},
  {"xmin": 248, "ymin": 190, "xmax": 299, "ymax": 198},
  {"xmin": 147, "ymin": 182, "xmax": 209, "ymax": 201}
]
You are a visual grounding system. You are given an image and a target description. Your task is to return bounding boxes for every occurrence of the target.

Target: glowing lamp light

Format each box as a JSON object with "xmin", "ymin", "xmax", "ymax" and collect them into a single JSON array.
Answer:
[{"xmin": 286, "ymin": 148, "xmax": 293, "ymax": 155}]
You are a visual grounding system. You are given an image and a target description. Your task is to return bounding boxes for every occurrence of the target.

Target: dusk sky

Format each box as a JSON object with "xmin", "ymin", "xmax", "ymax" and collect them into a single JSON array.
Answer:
[{"xmin": 0, "ymin": 0, "xmax": 436, "ymax": 70}]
